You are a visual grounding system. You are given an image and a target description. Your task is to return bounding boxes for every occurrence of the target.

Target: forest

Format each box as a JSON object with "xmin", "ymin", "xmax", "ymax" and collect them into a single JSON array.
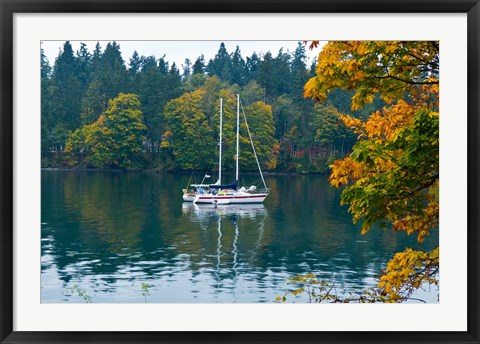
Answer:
[
  {"xmin": 41, "ymin": 40, "xmax": 440, "ymax": 302},
  {"xmin": 41, "ymin": 41, "xmax": 380, "ymax": 172}
]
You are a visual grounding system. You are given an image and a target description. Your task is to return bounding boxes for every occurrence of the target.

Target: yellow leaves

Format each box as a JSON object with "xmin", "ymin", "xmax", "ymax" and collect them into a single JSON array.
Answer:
[
  {"xmin": 378, "ymin": 247, "xmax": 439, "ymax": 300},
  {"xmin": 290, "ymin": 288, "xmax": 305, "ymax": 296},
  {"xmin": 304, "ymin": 77, "xmax": 325, "ymax": 101},
  {"xmin": 304, "ymin": 41, "xmax": 439, "ymax": 112},
  {"xmin": 353, "ymin": 69, "xmax": 366, "ymax": 81},
  {"xmin": 329, "ymin": 157, "xmax": 367, "ymax": 187},
  {"xmin": 353, "ymin": 41, "xmax": 369, "ymax": 55},
  {"xmin": 341, "ymin": 115, "xmax": 364, "ymax": 135},
  {"xmin": 340, "ymin": 100, "xmax": 417, "ymax": 144},
  {"xmin": 97, "ymin": 115, "xmax": 106, "ymax": 126},
  {"xmin": 384, "ymin": 41, "xmax": 400, "ymax": 54}
]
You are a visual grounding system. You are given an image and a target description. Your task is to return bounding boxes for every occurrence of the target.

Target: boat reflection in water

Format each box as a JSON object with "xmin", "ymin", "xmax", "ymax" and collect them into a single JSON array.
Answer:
[
  {"xmin": 181, "ymin": 202, "xmax": 269, "ymax": 301},
  {"xmin": 182, "ymin": 202, "xmax": 267, "ymax": 220}
]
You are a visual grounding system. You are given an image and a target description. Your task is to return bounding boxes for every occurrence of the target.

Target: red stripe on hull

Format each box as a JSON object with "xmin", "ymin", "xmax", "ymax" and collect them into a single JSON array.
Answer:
[{"xmin": 196, "ymin": 195, "xmax": 266, "ymax": 200}]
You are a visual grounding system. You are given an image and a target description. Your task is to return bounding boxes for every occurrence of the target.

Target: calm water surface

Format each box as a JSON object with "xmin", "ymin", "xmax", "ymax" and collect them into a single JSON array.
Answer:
[{"xmin": 41, "ymin": 170, "xmax": 438, "ymax": 303}]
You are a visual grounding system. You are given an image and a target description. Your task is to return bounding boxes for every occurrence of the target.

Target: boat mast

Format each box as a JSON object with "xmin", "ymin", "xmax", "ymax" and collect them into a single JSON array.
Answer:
[
  {"xmin": 217, "ymin": 98, "xmax": 223, "ymax": 185},
  {"xmin": 235, "ymin": 94, "xmax": 240, "ymax": 182}
]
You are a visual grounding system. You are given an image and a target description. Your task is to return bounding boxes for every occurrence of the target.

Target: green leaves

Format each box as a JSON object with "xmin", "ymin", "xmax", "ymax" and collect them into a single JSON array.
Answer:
[
  {"xmin": 163, "ymin": 80, "xmax": 277, "ymax": 171},
  {"xmin": 338, "ymin": 109, "xmax": 439, "ymax": 238},
  {"xmin": 141, "ymin": 282, "xmax": 151, "ymax": 303},
  {"xmin": 65, "ymin": 93, "xmax": 146, "ymax": 169},
  {"xmin": 305, "ymin": 41, "xmax": 439, "ymax": 111},
  {"xmin": 70, "ymin": 284, "xmax": 93, "ymax": 303},
  {"xmin": 164, "ymin": 88, "xmax": 215, "ymax": 170}
]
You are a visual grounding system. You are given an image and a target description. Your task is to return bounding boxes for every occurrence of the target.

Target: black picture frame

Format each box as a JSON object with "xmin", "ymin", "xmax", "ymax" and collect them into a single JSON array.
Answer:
[{"xmin": 1, "ymin": 1, "xmax": 479, "ymax": 343}]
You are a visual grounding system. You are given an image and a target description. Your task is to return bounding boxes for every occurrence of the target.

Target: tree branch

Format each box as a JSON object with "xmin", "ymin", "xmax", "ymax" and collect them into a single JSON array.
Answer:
[{"xmin": 374, "ymin": 74, "xmax": 439, "ymax": 85}]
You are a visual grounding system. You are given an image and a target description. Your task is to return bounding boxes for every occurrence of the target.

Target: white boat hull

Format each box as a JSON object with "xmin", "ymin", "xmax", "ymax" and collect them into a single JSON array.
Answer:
[
  {"xmin": 183, "ymin": 194, "xmax": 196, "ymax": 202},
  {"xmin": 193, "ymin": 193, "xmax": 268, "ymax": 204}
]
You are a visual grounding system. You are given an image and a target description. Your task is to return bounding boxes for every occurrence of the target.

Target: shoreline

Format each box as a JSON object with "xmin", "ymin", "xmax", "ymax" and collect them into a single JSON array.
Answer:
[{"xmin": 40, "ymin": 167, "xmax": 329, "ymax": 176}]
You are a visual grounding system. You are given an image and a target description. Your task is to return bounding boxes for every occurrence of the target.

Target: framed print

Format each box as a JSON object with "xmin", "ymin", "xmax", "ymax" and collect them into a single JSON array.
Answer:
[{"xmin": 1, "ymin": 0, "xmax": 479, "ymax": 343}]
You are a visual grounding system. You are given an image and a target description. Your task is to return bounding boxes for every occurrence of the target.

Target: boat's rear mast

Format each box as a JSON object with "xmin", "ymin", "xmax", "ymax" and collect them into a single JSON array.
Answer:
[{"xmin": 236, "ymin": 94, "xmax": 240, "ymax": 182}]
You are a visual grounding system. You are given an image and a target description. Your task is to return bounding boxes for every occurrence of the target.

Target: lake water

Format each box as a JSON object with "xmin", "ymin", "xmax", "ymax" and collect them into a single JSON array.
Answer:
[{"xmin": 41, "ymin": 170, "xmax": 438, "ymax": 303}]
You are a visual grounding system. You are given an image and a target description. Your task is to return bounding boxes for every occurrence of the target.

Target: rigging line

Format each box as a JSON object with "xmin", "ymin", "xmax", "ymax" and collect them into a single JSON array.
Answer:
[
  {"xmin": 200, "ymin": 156, "xmax": 216, "ymax": 184},
  {"xmin": 185, "ymin": 172, "xmax": 194, "ymax": 189},
  {"xmin": 239, "ymin": 99, "xmax": 268, "ymax": 190}
]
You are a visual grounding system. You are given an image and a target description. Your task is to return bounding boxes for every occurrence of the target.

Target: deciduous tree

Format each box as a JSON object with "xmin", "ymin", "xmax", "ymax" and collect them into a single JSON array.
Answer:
[
  {"xmin": 306, "ymin": 40, "xmax": 439, "ymax": 301},
  {"xmin": 65, "ymin": 93, "xmax": 147, "ymax": 168}
]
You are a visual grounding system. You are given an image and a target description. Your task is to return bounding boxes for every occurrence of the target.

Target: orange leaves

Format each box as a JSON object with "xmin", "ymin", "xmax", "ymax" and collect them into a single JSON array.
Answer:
[
  {"xmin": 365, "ymin": 101, "xmax": 416, "ymax": 140},
  {"xmin": 392, "ymin": 199, "xmax": 439, "ymax": 242},
  {"xmin": 306, "ymin": 40, "xmax": 321, "ymax": 50},
  {"xmin": 340, "ymin": 100, "xmax": 416, "ymax": 141}
]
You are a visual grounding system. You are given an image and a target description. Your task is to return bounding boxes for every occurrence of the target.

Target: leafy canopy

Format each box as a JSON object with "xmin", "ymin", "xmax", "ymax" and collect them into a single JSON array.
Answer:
[
  {"xmin": 305, "ymin": 41, "xmax": 439, "ymax": 110},
  {"xmin": 65, "ymin": 93, "xmax": 146, "ymax": 169},
  {"xmin": 305, "ymin": 40, "xmax": 439, "ymax": 301}
]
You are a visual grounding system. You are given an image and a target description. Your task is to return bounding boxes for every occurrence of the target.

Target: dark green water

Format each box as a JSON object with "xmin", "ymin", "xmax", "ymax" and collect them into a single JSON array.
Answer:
[{"xmin": 41, "ymin": 170, "xmax": 438, "ymax": 303}]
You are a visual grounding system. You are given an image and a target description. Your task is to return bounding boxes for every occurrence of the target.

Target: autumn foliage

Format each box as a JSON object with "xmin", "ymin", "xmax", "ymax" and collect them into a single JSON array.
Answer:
[
  {"xmin": 305, "ymin": 41, "xmax": 439, "ymax": 301},
  {"xmin": 65, "ymin": 93, "xmax": 147, "ymax": 168}
]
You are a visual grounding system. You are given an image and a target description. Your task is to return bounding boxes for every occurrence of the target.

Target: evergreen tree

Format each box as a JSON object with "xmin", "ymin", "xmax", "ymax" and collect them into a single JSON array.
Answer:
[
  {"xmin": 273, "ymin": 48, "xmax": 292, "ymax": 97},
  {"xmin": 51, "ymin": 41, "xmax": 83, "ymax": 134},
  {"xmin": 41, "ymin": 40, "xmax": 347, "ymax": 171},
  {"xmin": 90, "ymin": 42, "xmax": 103, "ymax": 73},
  {"xmin": 257, "ymin": 51, "xmax": 276, "ymax": 102},
  {"xmin": 291, "ymin": 42, "xmax": 310, "ymax": 103},
  {"xmin": 158, "ymin": 56, "xmax": 169, "ymax": 75},
  {"xmin": 245, "ymin": 52, "xmax": 260, "ymax": 82},
  {"xmin": 82, "ymin": 42, "xmax": 130, "ymax": 124},
  {"xmin": 128, "ymin": 51, "xmax": 142, "ymax": 77},
  {"xmin": 41, "ymin": 48, "xmax": 51, "ymax": 79},
  {"xmin": 41, "ymin": 49, "xmax": 53, "ymax": 155},
  {"xmin": 272, "ymin": 95, "xmax": 295, "ymax": 139},
  {"xmin": 75, "ymin": 43, "xmax": 92, "ymax": 89},
  {"xmin": 192, "ymin": 54, "xmax": 205, "ymax": 75},
  {"xmin": 206, "ymin": 43, "xmax": 232, "ymax": 81},
  {"xmin": 230, "ymin": 46, "xmax": 247, "ymax": 86},
  {"xmin": 135, "ymin": 56, "xmax": 163, "ymax": 153},
  {"xmin": 182, "ymin": 58, "xmax": 192, "ymax": 80}
]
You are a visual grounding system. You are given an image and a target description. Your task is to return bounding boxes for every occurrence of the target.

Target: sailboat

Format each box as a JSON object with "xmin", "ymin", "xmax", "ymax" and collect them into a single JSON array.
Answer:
[{"xmin": 182, "ymin": 95, "xmax": 270, "ymax": 205}]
